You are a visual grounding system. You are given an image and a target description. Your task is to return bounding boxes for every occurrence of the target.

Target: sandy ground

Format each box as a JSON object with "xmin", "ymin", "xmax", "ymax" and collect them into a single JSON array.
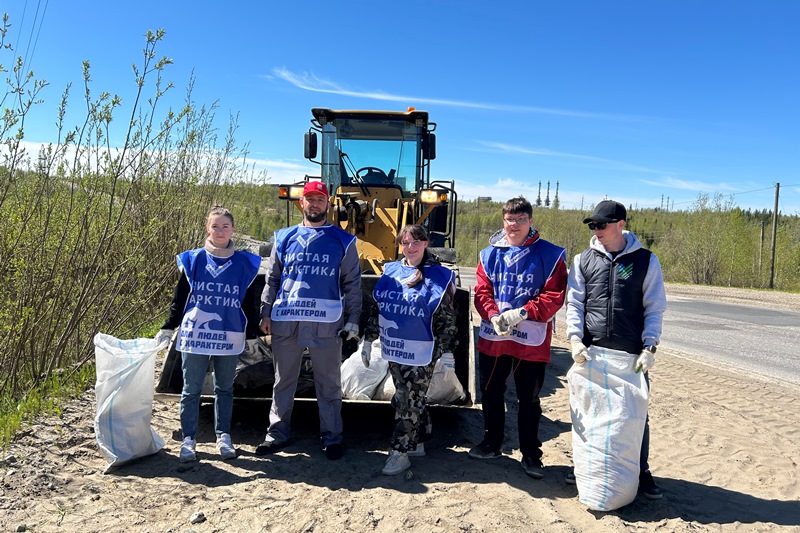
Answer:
[{"xmin": 2, "ymin": 285, "xmax": 799, "ymax": 533}]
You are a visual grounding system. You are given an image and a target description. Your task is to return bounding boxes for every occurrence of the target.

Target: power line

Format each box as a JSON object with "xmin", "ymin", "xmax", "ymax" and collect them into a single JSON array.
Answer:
[{"xmin": 20, "ymin": 0, "xmax": 49, "ymax": 76}]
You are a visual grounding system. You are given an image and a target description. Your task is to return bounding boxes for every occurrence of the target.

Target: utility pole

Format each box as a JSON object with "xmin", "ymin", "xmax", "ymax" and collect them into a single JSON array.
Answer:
[
  {"xmin": 758, "ymin": 220, "xmax": 764, "ymax": 275},
  {"xmin": 769, "ymin": 182, "xmax": 780, "ymax": 289}
]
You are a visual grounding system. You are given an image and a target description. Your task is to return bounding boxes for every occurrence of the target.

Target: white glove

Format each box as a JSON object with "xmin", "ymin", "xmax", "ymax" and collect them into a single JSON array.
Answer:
[
  {"xmin": 246, "ymin": 337, "xmax": 269, "ymax": 358},
  {"xmin": 635, "ymin": 350, "xmax": 655, "ymax": 373},
  {"xmin": 440, "ymin": 352, "xmax": 455, "ymax": 369},
  {"xmin": 361, "ymin": 340, "xmax": 375, "ymax": 368},
  {"xmin": 490, "ymin": 315, "xmax": 510, "ymax": 336},
  {"xmin": 570, "ymin": 338, "xmax": 588, "ymax": 365},
  {"xmin": 155, "ymin": 328, "xmax": 174, "ymax": 346},
  {"xmin": 499, "ymin": 308, "xmax": 527, "ymax": 328},
  {"xmin": 341, "ymin": 322, "xmax": 360, "ymax": 342}
]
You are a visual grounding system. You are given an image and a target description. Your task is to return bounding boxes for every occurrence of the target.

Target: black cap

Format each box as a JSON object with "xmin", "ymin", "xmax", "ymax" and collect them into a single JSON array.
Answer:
[{"xmin": 583, "ymin": 200, "xmax": 627, "ymax": 224}]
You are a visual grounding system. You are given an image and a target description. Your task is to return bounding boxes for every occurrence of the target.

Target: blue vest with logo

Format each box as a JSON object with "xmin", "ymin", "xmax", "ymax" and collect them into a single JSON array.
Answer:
[
  {"xmin": 271, "ymin": 223, "xmax": 357, "ymax": 323},
  {"xmin": 176, "ymin": 248, "xmax": 260, "ymax": 356},
  {"xmin": 478, "ymin": 239, "xmax": 566, "ymax": 347},
  {"xmin": 374, "ymin": 261, "xmax": 454, "ymax": 366}
]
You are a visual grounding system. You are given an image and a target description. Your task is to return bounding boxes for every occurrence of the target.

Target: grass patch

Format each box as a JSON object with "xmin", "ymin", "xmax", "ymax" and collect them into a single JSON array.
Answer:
[{"xmin": 0, "ymin": 364, "xmax": 96, "ymax": 450}]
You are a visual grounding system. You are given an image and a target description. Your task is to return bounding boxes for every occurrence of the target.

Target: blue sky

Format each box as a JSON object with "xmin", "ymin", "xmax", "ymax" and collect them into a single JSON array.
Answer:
[{"xmin": 4, "ymin": 1, "xmax": 799, "ymax": 214}]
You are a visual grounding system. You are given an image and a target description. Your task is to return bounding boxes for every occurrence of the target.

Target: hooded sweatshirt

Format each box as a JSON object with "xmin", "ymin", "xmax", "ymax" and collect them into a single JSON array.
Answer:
[
  {"xmin": 565, "ymin": 230, "xmax": 666, "ymax": 354},
  {"xmin": 474, "ymin": 228, "xmax": 568, "ymax": 362}
]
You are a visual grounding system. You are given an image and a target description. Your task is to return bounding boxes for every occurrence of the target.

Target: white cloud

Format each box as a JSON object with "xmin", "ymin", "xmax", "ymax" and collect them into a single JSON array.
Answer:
[
  {"xmin": 477, "ymin": 141, "xmax": 664, "ymax": 174},
  {"xmin": 245, "ymin": 155, "xmax": 316, "ymax": 184},
  {"xmin": 452, "ymin": 177, "xmax": 542, "ymax": 202},
  {"xmin": 271, "ymin": 68, "xmax": 641, "ymax": 121},
  {"xmin": 640, "ymin": 176, "xmax": 740, "ymax": 193}
]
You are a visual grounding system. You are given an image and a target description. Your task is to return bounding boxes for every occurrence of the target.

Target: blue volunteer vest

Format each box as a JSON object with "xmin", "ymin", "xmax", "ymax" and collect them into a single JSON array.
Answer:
[
  {"xmin": 176, "ymin": 248, "xmax": 260, "ymax": 356},
  {"xmin": 478, "ymin": 239, "xmax": 566, "ymax": 347},
  {"xmin": 374, "ymin": 261, "xmax": 454, "ymax": 366},
  {"xmin": 271, "ymin": 223, "xmax": 357, "ymax": 323}
]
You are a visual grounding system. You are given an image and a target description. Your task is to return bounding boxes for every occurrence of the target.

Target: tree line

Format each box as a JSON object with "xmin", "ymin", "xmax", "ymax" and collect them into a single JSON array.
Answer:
[{"xmin": 453, "ymin": 194, "xmax": 799, "ymax": 292}]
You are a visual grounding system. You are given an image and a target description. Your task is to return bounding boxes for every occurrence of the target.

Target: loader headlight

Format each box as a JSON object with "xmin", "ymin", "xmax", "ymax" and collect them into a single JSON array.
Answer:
[
  {"xmin": 278, "ymin": 185, "xmax": 305, "ymax": 200},
  {"xmin": 419, "ymin": 189, "xmax": 448, "ymax": 205}
]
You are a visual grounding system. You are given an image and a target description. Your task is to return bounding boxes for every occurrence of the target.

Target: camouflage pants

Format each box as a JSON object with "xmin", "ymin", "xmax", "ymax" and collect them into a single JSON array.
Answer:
[{"xmin": 388, "ymin": 361, "xmax": 435, "ymax": 453}]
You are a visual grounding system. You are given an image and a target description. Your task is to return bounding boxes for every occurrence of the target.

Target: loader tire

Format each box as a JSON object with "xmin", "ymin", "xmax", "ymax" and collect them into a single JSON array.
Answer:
[{"xmin": 428, "ymin": 247, "xmax": 456, "ymax": 264}]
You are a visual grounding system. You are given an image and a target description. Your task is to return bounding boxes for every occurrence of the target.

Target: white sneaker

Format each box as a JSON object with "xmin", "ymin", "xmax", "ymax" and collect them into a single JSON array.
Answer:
[
  {"xmin": 407, "ymin": 443, "xmax": 425, "ymax": 457},
  {"xmin": 179, "ymin": 437, "xmax": 197, "ymax": 463},
  {"xmin": 382, "ymin": 450, "xmax": 411, "ymax": 475},
  {"xmin": 216, "ymin": 433, "xmax": 237, "ymax": 460}
]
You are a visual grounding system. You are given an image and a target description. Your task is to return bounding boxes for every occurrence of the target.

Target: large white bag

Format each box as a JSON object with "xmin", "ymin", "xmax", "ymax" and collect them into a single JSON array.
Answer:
[
  {"xmin": 341, "ymin": 339, "xmax": 389, "ymax": 400},
  {"xmin": 568, "ymin": 345, "xmax": 648, "ymax": 511},
  {"xmin": 93, "ymin": 333, "xmax": 166, "ymax": 472}
]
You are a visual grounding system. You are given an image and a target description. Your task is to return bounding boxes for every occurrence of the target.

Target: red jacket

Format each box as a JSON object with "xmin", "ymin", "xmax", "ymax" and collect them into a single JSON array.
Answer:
[{"xmin": 474, "ymin": 230, "xmax": 567, "ymax": 362}]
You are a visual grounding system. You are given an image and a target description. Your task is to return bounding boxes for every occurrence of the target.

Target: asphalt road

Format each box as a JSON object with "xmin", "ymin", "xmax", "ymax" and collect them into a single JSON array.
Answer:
[
  {"xmin": 456, "ymin": 267, "xmax": 800, "ymax": 386},
  {"xmin": 661, "ymin": 297, "xmax": 800, "ymax": 386}
]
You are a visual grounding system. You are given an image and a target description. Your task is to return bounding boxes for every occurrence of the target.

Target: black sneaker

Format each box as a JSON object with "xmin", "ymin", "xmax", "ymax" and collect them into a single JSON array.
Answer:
[
  {"xmin": 467, "ymin": 441, "xmax": 502, "ymax": 459},
  {"xmin": 324, "ymin": 443, "xmax": 344, "ymax": 461},
  {"xmin": 254, "ymin": 440, "xmax": 286, "ymax": 456},
  {"xmin": 521, "ymin": 456, "xmax": 544, "ymax": 479},
  {"xmin": 639, "ymin": 470, "xmax": 663, "ymax": 499}
]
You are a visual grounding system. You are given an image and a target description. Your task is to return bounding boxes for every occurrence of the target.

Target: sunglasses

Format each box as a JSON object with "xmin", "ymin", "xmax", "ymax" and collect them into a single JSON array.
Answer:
[{"xmin": 587, "ymin": 221, "xmax": 617, "ymax": 231}]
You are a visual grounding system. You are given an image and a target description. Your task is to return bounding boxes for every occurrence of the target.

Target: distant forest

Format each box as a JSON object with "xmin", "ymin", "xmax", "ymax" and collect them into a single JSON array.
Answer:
[{"xmin": 233, "ymin": 187, "xmax": 800, "ymax": 292}]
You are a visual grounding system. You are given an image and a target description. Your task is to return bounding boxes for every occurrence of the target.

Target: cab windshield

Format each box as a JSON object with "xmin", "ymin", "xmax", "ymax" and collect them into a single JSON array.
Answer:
[{"xmin": 319, "ymin": 118, "xmax": 424, "ymax": 194}]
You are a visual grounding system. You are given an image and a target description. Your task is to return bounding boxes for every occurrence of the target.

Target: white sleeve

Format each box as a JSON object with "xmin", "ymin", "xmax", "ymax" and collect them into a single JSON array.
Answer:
[{"xmin": 565, "ymin": 253, "xmax": 586, "ymax": 342}]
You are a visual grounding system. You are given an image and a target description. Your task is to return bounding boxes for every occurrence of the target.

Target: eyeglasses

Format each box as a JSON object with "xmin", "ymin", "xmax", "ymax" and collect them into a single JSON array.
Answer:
[
  {"xmin": 400, "ymin": 240, "xmax": 424, "ymax": 248},
  {"xmin": 503, "ymin": 216, "xmax": 529, "ymax": 225},
  {"xmin": 587, "ymin": 221, "xmax": 617, "ymax": 231}
]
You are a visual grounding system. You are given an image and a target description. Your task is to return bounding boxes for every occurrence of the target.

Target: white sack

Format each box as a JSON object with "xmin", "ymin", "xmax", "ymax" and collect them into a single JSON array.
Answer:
[
  {"xmin": 93, "ymin": 333, "xmax": 166, "ymax": 472},
  {"xmin": 426, "ymin": 358, "xmax": 466, "ymax": 404},
  {"xmin": 568, "ymin": 345, "xmax": 648, "ymax": 511},
  {"xmin": 341, "ymin": 339, "xmax": 389, "ymax": 400},
  {"xmin": 373, "ymin": 371, "xmax": 396, "ymax": 401}
]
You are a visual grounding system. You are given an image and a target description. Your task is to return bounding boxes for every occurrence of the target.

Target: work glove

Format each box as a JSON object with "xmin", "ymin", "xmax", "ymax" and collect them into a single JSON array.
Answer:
[
  {"xmin": 246, "ymin": 337, "xmax": 269, "ymax": 358},
  {"xmin": 440, "ymin": 352, "xmax": 455, "ymax": 370},
  {"xmin": 155, "ymin": 329, "xmax": 175, "ymax": 346},
  {"xmin": 634, "ymin": 350, "xmax": 655, "ymax": 373},
  {"xmin": 340, "ymin": 322, "xmax": 360, "ymax": 342},
  {"xmin": 570, "ymin": 338, "xmax": 589, "ymax": 365},
  {"xmin": 499, "ymin": 307, "xmax": 527, "ymax": 328},
  {"xmin": 490, "ymin": 314, "xmax": 510, "ymax": 336},
  {"xmin": 360, "ymin": 340, "xmax": 376, "ymax": 368}
]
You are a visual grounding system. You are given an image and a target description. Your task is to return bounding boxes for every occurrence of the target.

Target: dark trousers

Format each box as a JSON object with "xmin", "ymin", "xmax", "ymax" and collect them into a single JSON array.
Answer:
[
  {"xmin": 478, "ymin": 351, "xmax": 547, "ymax": 460},
  {"xmin": 641, "ymin": 372, "xmax": 651, "ymax": 473}
]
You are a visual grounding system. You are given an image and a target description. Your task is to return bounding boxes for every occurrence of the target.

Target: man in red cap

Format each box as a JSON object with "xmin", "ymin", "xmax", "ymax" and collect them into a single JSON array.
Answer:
[{"xmin": 257, "ymin": 180, "xmax": 362, "ymax": 460}]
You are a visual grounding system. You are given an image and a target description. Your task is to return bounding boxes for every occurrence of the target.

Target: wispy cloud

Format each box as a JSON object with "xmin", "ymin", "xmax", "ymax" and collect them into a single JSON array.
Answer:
[
  {"xmin": 456, "ymin": 177, "xmax": 542, "ymax": 201},
  {"xmin": 246, "ymin": 155, "xmax": 316, "ymax": 183},
  {"xmin": 477, "ymin": 141, "xmax": 664, "ymax": 174},
  {"xmin": 640, "ymin": 176, "xmax": 740, "ymax": 193},
  {"xmin": 271, "ymin": 68, "xmax": 641, "ymax": 121}
]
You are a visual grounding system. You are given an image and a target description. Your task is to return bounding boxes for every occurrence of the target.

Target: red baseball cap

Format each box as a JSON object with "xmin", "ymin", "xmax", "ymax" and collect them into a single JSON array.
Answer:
[{"xmin": 302, "ymin": 181, "xmax": 329, "ymax": 198}]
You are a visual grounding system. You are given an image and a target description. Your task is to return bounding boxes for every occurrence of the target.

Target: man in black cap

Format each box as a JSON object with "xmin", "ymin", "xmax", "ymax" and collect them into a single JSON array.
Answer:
[{"xmin": 565, "ymin": 199, "xmax": 667, "ymax": 499}]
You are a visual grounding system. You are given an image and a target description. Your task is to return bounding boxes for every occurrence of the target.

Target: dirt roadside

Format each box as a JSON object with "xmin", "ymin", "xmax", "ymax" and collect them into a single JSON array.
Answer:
[{"xmin": 1, "ymin": 284, "xmax": 798, "ymax": 533}]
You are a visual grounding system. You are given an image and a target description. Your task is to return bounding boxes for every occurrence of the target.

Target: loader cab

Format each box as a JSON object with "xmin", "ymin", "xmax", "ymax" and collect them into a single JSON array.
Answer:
[{"xmin": 298, "ymin": 108, "xmax": 456, "ymax": 275}]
